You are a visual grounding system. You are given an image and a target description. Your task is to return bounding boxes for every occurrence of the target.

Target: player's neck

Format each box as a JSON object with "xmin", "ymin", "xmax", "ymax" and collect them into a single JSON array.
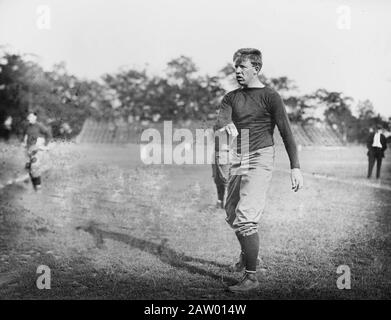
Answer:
[{"xmin": 243, "ymin": 78, "xmax": 265, "ymax": 89}]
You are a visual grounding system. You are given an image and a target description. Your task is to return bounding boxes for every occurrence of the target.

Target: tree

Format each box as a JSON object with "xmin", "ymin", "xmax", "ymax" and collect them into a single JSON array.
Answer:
[
  {"xmin": 268, "ymin": 76, "xmax": 298, "ymax": 95},
  {"xmin": 311, "ymin": 89, "xmax": 355, "ymax": 142},
  {"xmin": 166, "ymin": 55, "xmax": 198, "ymax": 83},
  {"xmin": 356, "ymin": 99, "xmax": 375, "ymax": 120},
  {"xmin": 284, "ymin": 95, "xmax": 315, "ymax": 123},
  {"xmin": 0, "ymin": 54, "xmax": 33, "ymax": 137},
  {"xmin": 0, "ymin": 52, "xmax": 95, "ymax": 139},
  {"xmin": 354, "ymin": 99, "xmax": 377, "ymax": 142},
  {"xmin": 103, "ymin": 68, "xmax": 150, "ymax": 120}
]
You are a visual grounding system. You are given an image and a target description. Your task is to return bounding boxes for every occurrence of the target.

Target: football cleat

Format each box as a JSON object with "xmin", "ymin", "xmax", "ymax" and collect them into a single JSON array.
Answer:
[{"xmin": 228, "ymin": 272, "xmax": 259, "ymax": 293}]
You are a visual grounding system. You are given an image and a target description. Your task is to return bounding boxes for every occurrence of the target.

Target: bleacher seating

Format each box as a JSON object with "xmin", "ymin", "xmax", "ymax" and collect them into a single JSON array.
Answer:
[{"xmin": 76, "ymin": 119, "xmax": 346, "ymax": 146}]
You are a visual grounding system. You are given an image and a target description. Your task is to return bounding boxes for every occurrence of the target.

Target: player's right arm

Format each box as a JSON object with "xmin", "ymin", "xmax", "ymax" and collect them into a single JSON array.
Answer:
[{"xmin": 215, "ymin": 93, "xmax": 238, "ymax": 137}]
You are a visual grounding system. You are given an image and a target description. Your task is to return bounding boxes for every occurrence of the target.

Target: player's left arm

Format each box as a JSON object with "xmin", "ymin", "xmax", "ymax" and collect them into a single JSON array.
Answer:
[
  {"xmin": 269, "ymin": 91, "xmax": 303, "ymax": 192},
  {"xmin": 38, "ymin": 122, "xmax": 52, "ymax": 146}
]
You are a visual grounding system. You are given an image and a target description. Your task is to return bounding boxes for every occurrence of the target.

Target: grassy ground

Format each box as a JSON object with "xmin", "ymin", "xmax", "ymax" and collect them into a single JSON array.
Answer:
[{"xmin": 0, "ymin": 142, "xmax": 390, "ymax": 299}]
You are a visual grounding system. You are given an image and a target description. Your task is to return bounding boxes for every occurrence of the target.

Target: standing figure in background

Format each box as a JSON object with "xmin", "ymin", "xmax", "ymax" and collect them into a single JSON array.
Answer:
[
  {"xmin": 212, "ymin": 125, "xmax": 236, "ymax": 208},
  {"xmin": 3, "ymin": 115, "xmax": 12, "ymax": 142},
  {"xmin": 367, "ymin": 124, "xmax": 387, "ymax": 179},
  {"xmin": 22, "ymin": 112, "xmax": 52, "ymax": 191}
]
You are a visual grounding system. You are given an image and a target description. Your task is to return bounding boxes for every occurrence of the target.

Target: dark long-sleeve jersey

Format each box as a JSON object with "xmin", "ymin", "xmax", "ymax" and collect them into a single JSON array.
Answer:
[
  {"xmin": 215, "ymin": 87, "xmax": 300, "ymax": 169},
  {"xmin": 23, "ymin": 122, "xmax": 52, "ymax": 148}
]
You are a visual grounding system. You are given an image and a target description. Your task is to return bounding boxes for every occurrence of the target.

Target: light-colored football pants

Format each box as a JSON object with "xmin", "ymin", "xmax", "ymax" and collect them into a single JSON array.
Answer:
[
  {"xmin": 225, "ymin": 145, "xmax": 275, "ymax": 236},
  {"xmin": 27, "ymin": 145, "xmax": 45, "ymax": 178}
]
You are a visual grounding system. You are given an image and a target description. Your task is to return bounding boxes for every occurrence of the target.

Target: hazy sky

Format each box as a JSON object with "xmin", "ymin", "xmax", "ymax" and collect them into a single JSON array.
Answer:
[{"xmin": 1, "ymin": 0, "xmax": 390, "ymax": 116}]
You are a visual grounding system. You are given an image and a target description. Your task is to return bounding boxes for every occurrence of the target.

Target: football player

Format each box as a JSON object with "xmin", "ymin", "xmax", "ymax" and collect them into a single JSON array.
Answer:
[
  {"xmin": 22, "ymin": 112, "xmax": 52, "ymax": 191},
  {"xmin": 215, "ymin": 48, "xmax": 303, "ymax": 292}
]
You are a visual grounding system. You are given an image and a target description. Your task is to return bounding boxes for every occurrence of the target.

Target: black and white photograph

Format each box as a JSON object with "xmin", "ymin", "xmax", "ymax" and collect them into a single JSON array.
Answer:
[{"xmin": 0, "ymin": 0, "xmax": 390, "ymax": 304}]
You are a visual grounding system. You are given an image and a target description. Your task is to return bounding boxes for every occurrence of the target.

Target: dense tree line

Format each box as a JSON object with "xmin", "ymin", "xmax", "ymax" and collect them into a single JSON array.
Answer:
[{"xmin": 0, "ymin": 50, "xmax": 388, "ymax": 143}]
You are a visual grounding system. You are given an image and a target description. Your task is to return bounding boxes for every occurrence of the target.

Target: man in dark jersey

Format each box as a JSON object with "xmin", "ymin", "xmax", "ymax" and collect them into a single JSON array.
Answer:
[
  {"xmin": 215, "ymin": 48, "xmax": 303, "ymax": 293},
  {"xmin": 22, "ymin": 112, "xmax": 52, "ymax": 191}
]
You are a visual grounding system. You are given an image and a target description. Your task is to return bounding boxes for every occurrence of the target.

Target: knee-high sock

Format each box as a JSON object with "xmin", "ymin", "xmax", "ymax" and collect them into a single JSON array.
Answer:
[
  {"xmin": 217, "ymin": 184, "xmax": 225, "ymax": 202},
  {"xmin": 235, "ymin": 232, "xmax": 246, "ymax": 264},
  {"xmin": 236, "ymin": 231, "xmax": 259, "ymax": 272}
]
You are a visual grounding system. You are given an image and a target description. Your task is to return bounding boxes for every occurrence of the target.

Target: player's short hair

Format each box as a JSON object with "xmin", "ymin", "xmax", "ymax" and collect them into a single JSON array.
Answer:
[{"xmin": 233, "ymin": 48, "xmax": 263, "ymax": 71}]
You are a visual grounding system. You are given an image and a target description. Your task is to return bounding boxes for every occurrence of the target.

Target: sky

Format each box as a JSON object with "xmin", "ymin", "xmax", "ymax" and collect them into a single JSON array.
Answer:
[{"xmin": 0, "ymin": 0, "xmax": 390, "ymax": 117}]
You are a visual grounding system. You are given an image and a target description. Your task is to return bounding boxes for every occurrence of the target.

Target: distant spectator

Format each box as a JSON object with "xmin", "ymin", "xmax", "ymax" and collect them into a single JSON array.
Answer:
[
  {"xmin": 367, "ymin": 124, "xmax": 387, "ymax": 179},
  {"xmin": 59, "ymin": 122, "xmax": 73, "ymax": 139},
  {"xmin": 3, "ymin": 115, "xmax": 12, "ymax": 142}
]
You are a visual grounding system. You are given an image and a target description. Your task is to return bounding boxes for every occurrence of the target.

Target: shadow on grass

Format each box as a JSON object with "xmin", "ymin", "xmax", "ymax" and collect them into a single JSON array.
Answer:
[{"xmin": 76, "ymin": 221, "xmax": 237, "ymax": 285}]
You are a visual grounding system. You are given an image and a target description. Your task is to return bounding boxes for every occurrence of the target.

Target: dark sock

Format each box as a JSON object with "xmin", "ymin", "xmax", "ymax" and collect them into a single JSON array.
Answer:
[
  {"xmin": 217, "ymin": 184, "xmax": 225, "ymax": 202},
  {"xmin": 237, "ymin": 232, "xmax": 259, "ymax": 272},
  {"xmin": 235, "ymin": 232, "xmax": 246, "ymax": 265},
  {"xmin": 32, "ymin": 176, "xmax": 41, "ymax": 187}
]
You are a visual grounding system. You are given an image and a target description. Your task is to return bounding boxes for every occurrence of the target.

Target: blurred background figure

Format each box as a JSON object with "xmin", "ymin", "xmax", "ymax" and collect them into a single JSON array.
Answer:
[
  {"xmin": 2, "ymin": 115, "xmax": 12, "ymax": 142},
  {"xmin": 212, "ymin": 136, "xmax": 229, "ymax": 208},
  {"xmin": 212, "ymin": 125, "xmax": 235, "ymax": 209},
  {"xmin": 22, "ymin": 112, "xmax": 52, "ymax": 191},
  {"xmin": 367, "ymin": 124, "xmax": 387, "ymax": 179},
  {"xmin": 59, "ymin": 122, "xmax": 73, "ymax": 140}
]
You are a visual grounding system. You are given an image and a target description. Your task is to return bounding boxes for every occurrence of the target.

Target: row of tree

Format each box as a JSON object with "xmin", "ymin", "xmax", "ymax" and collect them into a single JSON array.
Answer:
[{"xmin": 0, "ymin": 49, "xmax": 389, "ymax": 143}]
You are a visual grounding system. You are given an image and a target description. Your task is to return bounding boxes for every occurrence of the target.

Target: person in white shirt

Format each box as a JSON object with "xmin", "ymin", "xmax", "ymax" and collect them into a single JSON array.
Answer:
[{"xmin": 367, "ymin": 124, "xmax": 387, "ymax": 179}]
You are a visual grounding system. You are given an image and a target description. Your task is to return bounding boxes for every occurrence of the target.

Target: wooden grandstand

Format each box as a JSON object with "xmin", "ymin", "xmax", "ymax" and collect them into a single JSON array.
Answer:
[
  {"xmin": 76, "ymin": 119, "xmax": 345, "ymax": 146},
  {"xmin": 273, "ymin": 123, "xmax": 345, "ymax": 146}
]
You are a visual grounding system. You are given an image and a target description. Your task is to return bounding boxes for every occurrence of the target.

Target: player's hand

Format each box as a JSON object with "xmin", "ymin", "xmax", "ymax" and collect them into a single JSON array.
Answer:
[
  {"xmin": 218, "ymin": 123, "xmax": 238, "ymax": 137},
  {"xmin": 291, "ymin": 168, "xmax": 303, "ymax": 192}
]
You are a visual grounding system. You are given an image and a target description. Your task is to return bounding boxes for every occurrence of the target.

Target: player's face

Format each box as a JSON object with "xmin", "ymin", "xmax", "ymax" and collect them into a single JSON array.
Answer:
[
  {"xmin": 234, "ymin": 58, "xmax": 257, "ymax": 87},
  {"xmin": 27, "ymin": 113, "xmax": 37, "ymax": 124}
]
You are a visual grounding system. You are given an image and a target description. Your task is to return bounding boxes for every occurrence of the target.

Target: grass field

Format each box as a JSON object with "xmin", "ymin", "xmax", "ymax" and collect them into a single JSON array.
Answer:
[{"xmin": 0, "ymin": 142, "xmax": 390, "ymax": 299}]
